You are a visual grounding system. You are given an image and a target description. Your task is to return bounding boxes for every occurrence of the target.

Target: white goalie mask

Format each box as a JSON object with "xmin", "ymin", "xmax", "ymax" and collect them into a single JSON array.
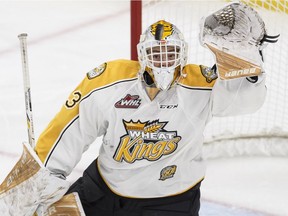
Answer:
[{"xmin": 137, "ymin": 20, "xmax": 188, "ymax": 91}]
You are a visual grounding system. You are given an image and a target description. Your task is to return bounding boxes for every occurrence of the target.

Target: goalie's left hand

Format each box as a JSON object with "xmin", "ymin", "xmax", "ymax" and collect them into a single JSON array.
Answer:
[{"xmin": 200, "ymin": 2, "xmax": 279, "ymax": 80}]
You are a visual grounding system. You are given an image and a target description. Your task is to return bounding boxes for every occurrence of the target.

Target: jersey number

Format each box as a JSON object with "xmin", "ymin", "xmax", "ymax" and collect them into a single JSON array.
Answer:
[{"xmin": 65, "ymin": 91, "xmax": 81, "ymax": 109}]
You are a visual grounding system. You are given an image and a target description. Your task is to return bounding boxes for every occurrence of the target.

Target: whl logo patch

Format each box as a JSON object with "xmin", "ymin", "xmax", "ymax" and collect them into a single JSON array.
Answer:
[
  {"xmin": 115, "ymin": 94, "xmax": 141, "ymax": 109},
  {"xmin": 113, "ymin": 119, "xmax": 181, "ymax": 163}
]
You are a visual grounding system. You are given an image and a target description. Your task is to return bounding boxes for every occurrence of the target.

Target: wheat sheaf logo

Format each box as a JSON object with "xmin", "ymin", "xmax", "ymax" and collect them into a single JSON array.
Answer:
[
  {"xmin": 86, "ymin": 63, "xmax": 107, "ymax": 80},
  {"xmin": 113, "ymin": 119, "xmax": 181, "ymax": 163}
]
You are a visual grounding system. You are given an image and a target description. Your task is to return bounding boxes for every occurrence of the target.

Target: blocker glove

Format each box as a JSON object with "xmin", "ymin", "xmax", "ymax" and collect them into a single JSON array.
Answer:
[{"xmin": 0, "ymin": 142, "xmax": 70, "ymax": 216}]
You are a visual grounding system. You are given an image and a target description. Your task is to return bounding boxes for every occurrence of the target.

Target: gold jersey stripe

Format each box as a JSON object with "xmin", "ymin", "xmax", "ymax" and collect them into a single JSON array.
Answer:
[{"xmin": 179, "ymin": 64, "xmax": 216, "ymax": 88}]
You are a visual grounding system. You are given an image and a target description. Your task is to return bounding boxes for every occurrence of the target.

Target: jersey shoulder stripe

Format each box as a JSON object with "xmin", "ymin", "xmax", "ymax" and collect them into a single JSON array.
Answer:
[
  {"xmin": 85, "ymin": 60, "xmax": 139, "ymax": 88},
  {"xmin": 178, "ymin": 64, "xmax": 217, "ymax": 89},
  {"xmin": 80, "ymin": 59, "xmax": 140, "ymax": 100}
]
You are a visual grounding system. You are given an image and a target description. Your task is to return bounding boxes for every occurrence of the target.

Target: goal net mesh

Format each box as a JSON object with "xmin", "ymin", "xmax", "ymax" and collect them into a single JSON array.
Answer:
[{"xmin": 142, "ymin": 0, "xmax": 288, "ymax": 158}]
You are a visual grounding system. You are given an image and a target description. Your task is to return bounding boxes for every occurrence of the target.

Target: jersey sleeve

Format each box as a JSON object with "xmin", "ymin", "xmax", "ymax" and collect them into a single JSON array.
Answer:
[
  {"xmin": 34, "ymin": 75, "xmax": 105, "ymax": 177},
  {"xmin": 211, "ymin": 74, "xmax": 267, "ymax": 117},
  {"xmin": 35, "ymin": 60, "xmax": 139, "ymax": 177},
  {"xmin": 180, "ymin": 64, "xmax": 266, "ymax": 118}
]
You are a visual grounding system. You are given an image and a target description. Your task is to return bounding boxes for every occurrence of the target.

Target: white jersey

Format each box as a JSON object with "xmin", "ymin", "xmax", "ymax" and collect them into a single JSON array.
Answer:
[{"xmin": 35, "ymin": 59, "xmax": 266, "ymax": 198}]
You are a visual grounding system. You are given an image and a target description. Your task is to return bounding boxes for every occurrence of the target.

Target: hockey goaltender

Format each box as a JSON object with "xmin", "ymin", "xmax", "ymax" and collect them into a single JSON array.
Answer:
[{"xmin": 0, "ymin": 2, "xmax": 278, "ymax": 216}]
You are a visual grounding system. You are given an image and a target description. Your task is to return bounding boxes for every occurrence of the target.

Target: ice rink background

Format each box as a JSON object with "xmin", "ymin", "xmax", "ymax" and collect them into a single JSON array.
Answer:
[{"xmin": 0, "ymin": 1, "xmax": 287, "ymax": 215}]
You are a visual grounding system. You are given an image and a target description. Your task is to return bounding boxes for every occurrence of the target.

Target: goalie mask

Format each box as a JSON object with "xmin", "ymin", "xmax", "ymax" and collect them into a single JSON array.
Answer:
[{"xmin": 137, "ymin": 20, "xmax": 188, "ymax": 91}]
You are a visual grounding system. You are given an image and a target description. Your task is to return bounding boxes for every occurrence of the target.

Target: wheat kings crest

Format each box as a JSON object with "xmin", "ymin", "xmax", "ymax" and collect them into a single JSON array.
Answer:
[{"xmin": 113, "ymin": 120, "xmax": 181, "ymax": 163}]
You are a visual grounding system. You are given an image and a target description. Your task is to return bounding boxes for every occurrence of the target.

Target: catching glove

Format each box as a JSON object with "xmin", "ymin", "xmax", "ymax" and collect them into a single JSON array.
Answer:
[{"xmin": 200, "ymin": 2, "xmax": 279, "ymax": 80}]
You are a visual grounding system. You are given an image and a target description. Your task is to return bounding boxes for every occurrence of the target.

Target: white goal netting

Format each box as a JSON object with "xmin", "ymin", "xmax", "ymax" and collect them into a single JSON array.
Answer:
[{"xmin": 142, "ymin": 0, "xmax": 288, "ymax": 158}]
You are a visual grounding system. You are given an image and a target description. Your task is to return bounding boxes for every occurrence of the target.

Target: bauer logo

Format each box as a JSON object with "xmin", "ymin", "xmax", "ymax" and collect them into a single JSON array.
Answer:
[
  {"xmin": 159, "ymin": 165, "xmax": 177, "ymax": 181},
  {"xmin": 225, "ymin": 68, "xmax": 257, "ymax": 78},
  {"xmin": 115, "ymin": 94, "xmax": 141, "ymax": 109}
]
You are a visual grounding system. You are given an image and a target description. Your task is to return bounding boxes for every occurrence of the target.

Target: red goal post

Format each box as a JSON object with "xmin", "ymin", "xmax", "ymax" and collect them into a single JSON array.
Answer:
[
  {"xmin": 130, "ymin": 0, "xmax": 142, "ymax": 61},
  {"xmin": 130, "ymin": 0, "xmax": 288, "ymax": 158}
]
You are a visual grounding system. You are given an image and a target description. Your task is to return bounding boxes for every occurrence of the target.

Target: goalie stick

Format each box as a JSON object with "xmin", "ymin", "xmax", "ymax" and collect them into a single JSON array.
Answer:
[
  {"xmin": 16, "ymin": 34, "xmax": 85, "ymax": 216},
  {"xmin": 18, "ymin": 33, "xmax": 35, "ymax": 147}
]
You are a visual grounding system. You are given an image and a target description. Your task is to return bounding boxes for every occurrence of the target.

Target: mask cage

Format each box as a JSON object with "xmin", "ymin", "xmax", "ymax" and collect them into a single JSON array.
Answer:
[{"xmin": 138, "ymin": 39, "xmax": 186, "ymax": 73}]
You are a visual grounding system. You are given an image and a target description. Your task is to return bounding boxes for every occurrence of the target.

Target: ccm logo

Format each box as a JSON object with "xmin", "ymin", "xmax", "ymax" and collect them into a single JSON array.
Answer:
[{"xmin": 160, "ymin": 104, "xmax": 178, "ymax": 109}]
